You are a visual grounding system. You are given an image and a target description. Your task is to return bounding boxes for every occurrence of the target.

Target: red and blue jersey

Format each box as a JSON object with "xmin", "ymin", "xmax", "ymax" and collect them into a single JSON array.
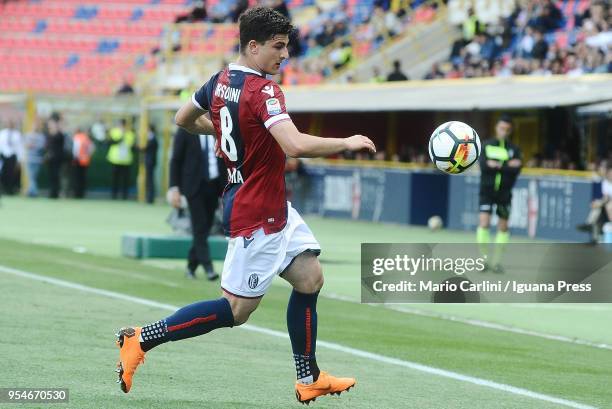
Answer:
[{"xmin": 192, "ymin": 63, "xmax": 292, "ymax": 238}]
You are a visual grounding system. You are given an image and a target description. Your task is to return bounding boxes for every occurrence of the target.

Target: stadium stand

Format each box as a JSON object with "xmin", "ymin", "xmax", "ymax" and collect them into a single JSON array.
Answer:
[
  {"xmin": 0, "ymin": 0, "xmax": 193, "ymax": 95},
  {"xmin": 425, "ymin": 0, "xmax": 611, "ymax": 79}
]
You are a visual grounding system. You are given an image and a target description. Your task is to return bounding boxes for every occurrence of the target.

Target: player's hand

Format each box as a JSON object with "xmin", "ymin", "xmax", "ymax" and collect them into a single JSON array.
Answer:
[
  {"xmin": 508, "ymin": 159, "xmax": 521, "ymax": 167},
  {"xmin": 169, "ymin": 189, "xmax": 182, "ymax": 209},
  {"xmin": 486, "ymin": 160, "xmax": 501, "ymax": 169},
  {"xmin": 345, "ymin": 135, "xmax": 376, "ymax": 153}
]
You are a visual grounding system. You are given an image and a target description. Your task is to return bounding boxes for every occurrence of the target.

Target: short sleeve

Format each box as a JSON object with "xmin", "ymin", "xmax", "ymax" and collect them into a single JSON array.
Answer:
[
  {"xmin": 253, "ymin": 82, "xmax": 291, "ymax": 130},
  {"xmin": 192, "ymin": 72, "xmax": 220, "ymax": 111}
]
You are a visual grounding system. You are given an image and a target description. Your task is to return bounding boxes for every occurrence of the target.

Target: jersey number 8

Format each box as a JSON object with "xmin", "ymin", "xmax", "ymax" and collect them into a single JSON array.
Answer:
[{"xmin": 220, "ymin": 106, "xmax": 237, "ymax": 162}]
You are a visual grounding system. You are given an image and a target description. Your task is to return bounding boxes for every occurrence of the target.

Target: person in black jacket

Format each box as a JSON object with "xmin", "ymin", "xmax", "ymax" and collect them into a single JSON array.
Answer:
[
  {"xmin": 477, "ymin": 115, "xmax": 522, "ymax": 273},
  {"xmin": 45, "ymin": 116, "xmax": 67, "ymax": 199},
  {"xmin": 143, "ymin": 124, "xmax": 159, "ymax": 204},
  {"xmin": 168, "ymin": 127, "xmax": 226, "ymax": 280}
]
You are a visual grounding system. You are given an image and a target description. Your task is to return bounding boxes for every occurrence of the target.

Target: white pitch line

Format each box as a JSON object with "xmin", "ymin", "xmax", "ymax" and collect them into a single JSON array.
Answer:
[
  {"xmin": 0, "ymin": 264, "xmax": 599, "ymax": 409},
  {"xmin": 324, "ymin": 292, "xmax": 612, "ymax": 351}
]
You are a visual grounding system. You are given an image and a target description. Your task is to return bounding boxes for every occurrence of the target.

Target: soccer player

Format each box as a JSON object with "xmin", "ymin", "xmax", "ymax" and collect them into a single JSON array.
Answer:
[
  {"xmin": 477, "ymin": 115, "xmax": 522, "ymax": 273},
  {"xmin": 115, "ymin": 7, "xmax": 375, "ymax": 404}
]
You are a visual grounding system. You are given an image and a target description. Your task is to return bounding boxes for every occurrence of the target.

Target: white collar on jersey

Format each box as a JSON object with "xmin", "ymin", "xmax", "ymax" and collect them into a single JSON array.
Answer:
[{"xmin": 228, "ymin": 63, "xmax": 263, "ymax": 76}]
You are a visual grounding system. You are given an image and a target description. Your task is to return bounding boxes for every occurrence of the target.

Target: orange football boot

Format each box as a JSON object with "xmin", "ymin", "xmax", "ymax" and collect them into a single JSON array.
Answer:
[
  {"xmin": 295, "ymin": 371, "xmax": 355, "ymax": 405},
  {"xmin": 115, "ymin": 327, "xmax": 146, "ymax": 393}
]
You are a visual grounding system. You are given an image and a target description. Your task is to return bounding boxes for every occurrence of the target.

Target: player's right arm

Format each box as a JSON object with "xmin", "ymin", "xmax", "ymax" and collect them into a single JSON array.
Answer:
[
  {"xmin": 175, "ymin": 75, "xmax": 219, "ymax": 135},
  {"xmin": 269, "ymin": 120, "xmax": 375, "ymax": 158},
  {"xmin": 175, "ymin": 102, "xmax": 215, "ymax": 135}
]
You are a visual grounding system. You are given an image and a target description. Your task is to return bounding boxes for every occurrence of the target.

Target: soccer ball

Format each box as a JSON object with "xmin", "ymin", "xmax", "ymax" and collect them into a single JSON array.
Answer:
[
  {"xmin": 428, "ymin": 215, "xmax": 443, "ymax": 231},
  {"xmin": 428, "ymin": 121, "xmax": 481, "ymax": 174}
]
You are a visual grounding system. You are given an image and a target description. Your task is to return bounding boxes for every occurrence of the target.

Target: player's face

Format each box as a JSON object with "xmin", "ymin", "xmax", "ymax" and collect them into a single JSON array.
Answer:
[
  {"xmin": 495, "ymin": 121, "xmax": 512, "ymax": 140},
  {"xmin": 253, "ymin": 34, "xmax": 289, "ymax": 75}
]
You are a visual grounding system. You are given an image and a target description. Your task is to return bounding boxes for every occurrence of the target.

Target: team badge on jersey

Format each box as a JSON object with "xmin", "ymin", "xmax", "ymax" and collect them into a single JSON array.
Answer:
[{"xmin": 266, "ymin": 98, "xmax": 282, "ymax": 115}]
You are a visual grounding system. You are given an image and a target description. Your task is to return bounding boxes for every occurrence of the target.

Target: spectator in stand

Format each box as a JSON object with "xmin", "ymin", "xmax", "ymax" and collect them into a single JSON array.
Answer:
[
  {"xmin": 531, "ymin": 28, "xmax": 549, "ymax": 60},
  {"xmin": 387, "ymin": 59, "xmax": 409, "ymax": 81},
  {"xmin": 175, "ymin": 0, "xmax": 207, "ymax": 23},
  {"xmin": 535, "ymin": 0, "xmax": 563, "ymax": 33},
  {"xmin": 516, "ymin": 26, "xmax": 535, "ymax": 58},
  {"xmin": 463, "ymin": 7, "xmax": 481, "ymax": 43},
  {"xmin": 332, "ymin": 40, "xmax": 353, "ymax": 70},
  {"xmin": 71, "ymin": 128, "xmax": 95, "ymax": 199},
  {"xmin": 24, "ymin": 118, "xmax": 46, "ymax": 197},
  {"xmin": 267, "ymin": 0, "xmax": 290, "ymax": 19},
  {"xmin": 0, "ymin": 119, "xmax": 23, "ymax": 195},
  {"xmin": 116, "ymin": 79, "xmax": 134, "ymax": 95},
  {"xmin": 230, "ymin": 0, "xmax": 248, "ymax": 22},
  {"xmin": 423, "ymin": 63, "xmax": 445, "ymax": 80},
  {"xmin": 437, "ymin": 0, "xmax": 611, "ymax": 79},
  {"xmin": 370, "ymin": 67, "xmax": 386, "ymax": 83},
  {"xmin": 316, "ymin": 22, "xmax": 336, "ymax": 47}
]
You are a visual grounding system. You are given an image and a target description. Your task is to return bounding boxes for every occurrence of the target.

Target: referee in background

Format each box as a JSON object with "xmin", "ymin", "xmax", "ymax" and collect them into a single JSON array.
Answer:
[{"xmin": 477, "ymin": 115, "xmax": 522, "ymax": 273}]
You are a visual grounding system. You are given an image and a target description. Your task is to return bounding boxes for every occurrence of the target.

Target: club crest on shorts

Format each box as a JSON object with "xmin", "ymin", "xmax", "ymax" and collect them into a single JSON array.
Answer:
[{"xmin": 247, "ymin": 273, "xmax": 259, "ymax": 289}]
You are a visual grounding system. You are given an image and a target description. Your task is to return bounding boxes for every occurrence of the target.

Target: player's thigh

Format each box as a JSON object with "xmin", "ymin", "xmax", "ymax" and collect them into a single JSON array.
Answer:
[
  {"xmin": 281, "ymin": 251, "xmax": 323, "ymax": 294},
  {"xmin": 221, "ymin": 228, "xmax": 285, "ymax": 298}
]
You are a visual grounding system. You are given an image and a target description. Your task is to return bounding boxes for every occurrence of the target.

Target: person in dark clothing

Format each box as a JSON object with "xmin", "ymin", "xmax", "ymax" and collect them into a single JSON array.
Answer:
[
  {"xmin": 476, "ymin": 115, "xmax": 522, "ymax": 273},
  {"xmin": 144, "ymin": 124, "xmax": 159, "ymax": 204},
  {"xmin": 71, "ymin": 128, "xmax": 95, "ymax": 199},
  {"xmin": 0, "ymin": 120, "xmax": 22, "ymax": 195},
  {"xmin": 169, "ymin": 128, "xmax": 226, "ymax": 281},
  {"xmin": 531, "ymin": 28, "xmax": 549, "ymax": 60},
  {"xmin": 271, "ymin": 0, "xmax": 290, "ymax": 18},
  {"xmin": 387, "ymin": 59, "xmax": 409, "ymax": 81},
  {"xmin": 45, "ymin": 118, "xmax": 66, "ymax": 199},
  {"xmin": 230, "ymin": 0, "xmax": 248, "ymax": 22}
]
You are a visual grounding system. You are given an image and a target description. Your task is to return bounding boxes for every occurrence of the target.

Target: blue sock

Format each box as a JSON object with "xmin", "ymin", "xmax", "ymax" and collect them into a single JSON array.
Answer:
[
  {"xmin": 139, "ymin": 298, "xmax": 234, "ymax": 352},
  {"xmin": 287, "ymin": 289, "xmax": 320, "ymax": 384}
]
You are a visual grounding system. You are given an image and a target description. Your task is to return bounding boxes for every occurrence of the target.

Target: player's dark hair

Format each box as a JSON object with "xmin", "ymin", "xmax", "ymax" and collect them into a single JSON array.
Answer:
[
  {"xmin": 238, "ymin": 7, "xmax": 293, "ymax": 54},
  {"xmin": 498, "ymin": 114, "xmax": 513, "ymax": 125}
]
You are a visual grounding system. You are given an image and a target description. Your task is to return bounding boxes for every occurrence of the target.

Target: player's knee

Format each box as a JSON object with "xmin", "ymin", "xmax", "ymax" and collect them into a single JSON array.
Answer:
[
  {"xmin": 232, "ymin": 311, "xmax": 251, "ymax": 326},
  {"xmin": 224, "ymin": 295, "xmax": 259, "ymax": 326},
  {"xmin": 231, "ymin": 304, "xmax": 256, "ymax": 326},
  {"xmin": 301, "ymin": 264, "xmax": 324, "ymax": 294}
]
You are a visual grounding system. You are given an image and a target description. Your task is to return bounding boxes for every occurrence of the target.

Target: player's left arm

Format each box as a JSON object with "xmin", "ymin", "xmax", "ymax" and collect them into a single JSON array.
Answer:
[
  {"xmin": 269, "ymin": 120, "xmax": 375, "ymax": 158},
  {"xmin": 255, "ymin": 82, "xmax": 374, "ymax": 158}
]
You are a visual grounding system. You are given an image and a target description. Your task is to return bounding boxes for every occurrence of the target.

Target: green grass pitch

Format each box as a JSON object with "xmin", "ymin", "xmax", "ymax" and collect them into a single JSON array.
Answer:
[{"xmin": 0, "ymin": 197, "xmax": 610, "ymax": 408}]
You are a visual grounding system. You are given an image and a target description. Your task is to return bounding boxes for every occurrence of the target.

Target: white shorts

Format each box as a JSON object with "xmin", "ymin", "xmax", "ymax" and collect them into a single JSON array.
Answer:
[{"xmin": 221, "ymin": 203, "xmax": 321, "ymax": 298}]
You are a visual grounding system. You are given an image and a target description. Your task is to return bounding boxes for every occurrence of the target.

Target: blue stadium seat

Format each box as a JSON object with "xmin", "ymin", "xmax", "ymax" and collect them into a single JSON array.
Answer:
[
  {"xmin": 33, "ymin": 19, "xmax": 47, "ymax": 33},
  {"xmin": 64, "ymin": 53, "xmax": 79, "ymax": 68},
  {"xmin": 96, "ymin": 39, "xmax": 119, "ymax": 53},
  {"xmin": 130, "ymin": 8, "xmax": 144, "ymax": 21},
  {"xmin": 74, "ymin": 5, "xmax": 98, "ymax": 20}
]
